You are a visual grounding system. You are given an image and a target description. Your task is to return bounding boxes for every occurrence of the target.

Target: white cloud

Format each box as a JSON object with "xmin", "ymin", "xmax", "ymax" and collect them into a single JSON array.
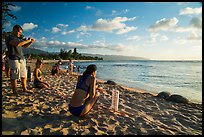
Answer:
[
  {"xmin": 67, "ymin": 42, "xmax": 83, "ymax": 47},
  {"xmin": 46, "ymin": 40, "xmax": 87, "ymax": 49},
  {"xmin": 34, "ymin": 37, "xmax": 47, "ymax": 48},
  {"xmin": 173, "ymin": 33, "xmax": 202, "ymax": 46},
  {"xmin": 179, "ymin": 7, "xmax": 202, "ymax": 15},
  {"xmin": 174, "ymin": 26, "xmax": 196, "ymax": 32},
  {"xmin": 89, "ymin": 41, "xmax": 131, "ymax": 52},
  {"xmin": 148, "ymin": 33, "xmax": 169, "ymax": 43},
  {"xmin": 92, "ymin": 18, "xmax": 125, "ymax": 32},
  {"xmin": 52, "ymin": 27, "xmax": 61, "ymax": 33},
  {"xmin": 127, "ymin": 35, "xmax": 141, "ymax": 41},
  {"xmin": 52, "ymin": 24, "xmax": 69, "ymax": 34},
  {"xmin": 187, "ymin": 32, "xmax": 202, "ymax": 41},
  {"xmin": 77, "ymin": 16, "xmax": 137, "ymax": 34},
  {"xmin": 22, "ymin": 23, "xmax": 38, "ymax": 31},
  {"xmin": 85, "ymin": 6, "xmax": 94, "ymax": 10},
  {"xmin": 61, "ymin": 30, "xmax": 75, "ymax": 35},
  {"xmin": 190, "ymin": 17, "xmax": 202, "ymax": 29},
  {"xmin": 111, "ymin": 9, "xmax": 130, "ymax": 16},
  {"xmin": 148, "ymin": 17, "xmax": 179, "ymax": 32},
  {"xmin": 174, "ymin": 17, "xmax": 202, "ymax": 33},
  {"xmin": 34, "ymin": 38, "xmax": 136, "ymax": 53},
  {"xmin": 123, "ymin": 9, "xmax": 129, "ymax": 14},
  {"xmin": 160, "ymin": 35, "xmax": 169, "ymax": 41},
  {"xmin": 76, "ymin": 32, "xmax": 91, "ymax": 38},
  {"xmin": 9, "ymin": 5, "xmax": 21, "ymax": 12},
  {"xmin": 116, "ymin": 26, "xmax": 137, "ymax": 34},
  {"xmin": 177, "ymin": 2, "xmax": 190, "ymax": 5},
  {"xmin": 56, "ymin": 24, "xmax": 69, "ymax": 28},
  {"xmin": 107, "ymin": 44, "xmax": 126, "ymax": 51},
  {"xmin": 48, "ymin": 40, "xmax": 61, "ymax": 45},
  {"xmin": 77, "ymin": 25, "xmax": 91, "ymax": 32}
]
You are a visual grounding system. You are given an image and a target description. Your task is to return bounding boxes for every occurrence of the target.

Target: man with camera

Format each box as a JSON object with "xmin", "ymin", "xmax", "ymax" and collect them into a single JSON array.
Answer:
[{"xmin": 5, "ymin": 24, "xmax": 35, "ymax": 94}]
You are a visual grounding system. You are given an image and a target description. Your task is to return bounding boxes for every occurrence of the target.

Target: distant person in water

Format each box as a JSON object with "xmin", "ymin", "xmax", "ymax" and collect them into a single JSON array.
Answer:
[
  {"xmin": 33, "ymin": 59, "xmax": 50, "ymax": 89},
  {"xmin": 68, "ymin": 64, "xmax": 104, "ymax": 117}
]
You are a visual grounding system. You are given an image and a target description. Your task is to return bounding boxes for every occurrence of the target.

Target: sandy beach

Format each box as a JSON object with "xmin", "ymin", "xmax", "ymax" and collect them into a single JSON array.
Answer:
[{"xmin": 2, "ymin": 59, "xmax": 202, "ymax": 135}]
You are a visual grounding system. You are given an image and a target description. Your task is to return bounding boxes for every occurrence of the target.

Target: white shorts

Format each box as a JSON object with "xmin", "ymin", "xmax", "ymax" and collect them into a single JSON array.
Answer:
[{"xmin": 9, "ymin": 59, "xmax": 27, "ymax": 80}]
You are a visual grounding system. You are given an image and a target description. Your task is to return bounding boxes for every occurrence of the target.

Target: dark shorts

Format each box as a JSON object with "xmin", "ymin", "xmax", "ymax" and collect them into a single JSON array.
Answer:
[{"xmin": 68, "ymin": 104, "xmax": 85, "ymax": 116}]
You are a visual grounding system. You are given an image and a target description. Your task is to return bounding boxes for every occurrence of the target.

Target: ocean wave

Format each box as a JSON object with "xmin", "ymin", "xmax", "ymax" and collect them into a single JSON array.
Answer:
[{"xmin": 139, "ymin": 75, "xmax": 170, "ymax": 78}]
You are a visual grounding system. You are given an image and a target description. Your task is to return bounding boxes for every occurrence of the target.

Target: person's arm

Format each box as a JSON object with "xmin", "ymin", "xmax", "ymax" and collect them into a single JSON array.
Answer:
[
  {"xmin": 95, "ymin": 80, "xmax": 106, "ymax": 93},
  {"xmin": 22, "ymin": 38, "xmax": 35, "ymax": 48},
  {"xmin": 35, "ymin": 69, "xmax": 43, "ymax": 82},
  {"xmin": 9, "ymin": 38, "xmax": 34, "ymax": 48},
  {"xmin": 88, "ymin": 76, "xmax": 97, "ymax": 99}
]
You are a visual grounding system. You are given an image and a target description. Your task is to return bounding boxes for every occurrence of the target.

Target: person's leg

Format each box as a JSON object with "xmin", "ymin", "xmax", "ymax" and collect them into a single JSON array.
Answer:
[
  {"xmin": 11, "ymin": 79, "xmax": 18, "ymax": 94},
  {"xmin": 7, "ymin": 67, "xmax": 11, "ymax": 78},
  {"xmin": 41, "ymin": 83, "xmax": 49, "ymax": 88},
  {"xmin": 44, "ymin": 82, "xmax": 50, "ymax": 88},
  {"xmin": 21, "ymin": 77, "xmax": 27, "ymax": 91},
  {"xmin": 20, "ymin": 59, "xmax": 29, "ymax": 91},
  {"xmin": 80, "ymin": 92, "xmax": 100, "ymax": 116},
  {"xmin": 9, "ymin": 59, "xmax": 20, "ymax": 94}
]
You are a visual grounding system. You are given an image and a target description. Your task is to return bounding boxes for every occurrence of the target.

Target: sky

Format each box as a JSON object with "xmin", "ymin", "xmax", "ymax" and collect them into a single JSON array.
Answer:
[{"xmin": 2, "ymin": 2, "xmax": 202, "ymax": 60}]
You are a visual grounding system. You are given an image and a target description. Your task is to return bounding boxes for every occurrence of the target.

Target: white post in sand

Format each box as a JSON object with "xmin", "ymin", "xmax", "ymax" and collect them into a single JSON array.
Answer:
[{"xmin": 111, "ymin": 89, "xmax": 119, "ymax": 111}]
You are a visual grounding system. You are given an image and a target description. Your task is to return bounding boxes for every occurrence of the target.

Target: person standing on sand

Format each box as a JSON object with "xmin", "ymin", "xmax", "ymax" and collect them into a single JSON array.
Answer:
[
  {"xmin": 33, "ymin": 59, "xmax": 50, "ymax": 89},
  {"xmin": 68, "ymin": 59, "xmax": 74, "ymax": 76},
  {"xmin": 5, "ymin": 24, "xmax": 35, "ymax": 94},
  {"xmin": 77, "ymin": 65, "xmax": 80, "ymax": 75},
  {"xmin": 4, "ymin": 51, "xmax": 11, "ymax": 78},
  {"xmin": 68, "ymin": 64, "xmax": 105, "ymax": 117}
]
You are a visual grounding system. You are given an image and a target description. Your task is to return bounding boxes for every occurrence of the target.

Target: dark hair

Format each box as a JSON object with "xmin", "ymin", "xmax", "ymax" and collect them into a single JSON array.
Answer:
[
  {"xmin": 82, "ymin": 64, "xmax": 97, "ymax": 78},
  {"xmin": 36, "ymin": 59, "xmax": 43, "ymax": 67},
  {"xmin": 13, "ymin": 24, "xmax": 23, "ymax": 31}
]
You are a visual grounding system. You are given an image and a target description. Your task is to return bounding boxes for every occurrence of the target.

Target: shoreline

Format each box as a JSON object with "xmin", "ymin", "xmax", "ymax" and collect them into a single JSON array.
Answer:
[{"xmin": 28, "ymin": 59, "xmax": 201, "ymax": 105}]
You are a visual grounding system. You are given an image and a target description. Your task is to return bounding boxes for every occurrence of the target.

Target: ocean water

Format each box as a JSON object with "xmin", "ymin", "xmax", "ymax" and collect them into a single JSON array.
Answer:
[{"xmin": 61, "ymin": 60, "xmax": 202, "ymax": 104}]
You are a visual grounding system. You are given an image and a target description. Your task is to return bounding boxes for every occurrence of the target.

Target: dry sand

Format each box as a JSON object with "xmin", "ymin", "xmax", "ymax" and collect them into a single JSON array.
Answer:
[{"xmin": 2, "ymin": 59, "xmax": 202, "ymax": 135}]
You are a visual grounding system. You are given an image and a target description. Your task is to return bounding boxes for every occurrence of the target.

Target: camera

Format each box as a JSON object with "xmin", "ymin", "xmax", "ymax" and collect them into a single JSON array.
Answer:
[{"xmin": 22, "ymin": 37, "xmax": 31, "ymax": 41}]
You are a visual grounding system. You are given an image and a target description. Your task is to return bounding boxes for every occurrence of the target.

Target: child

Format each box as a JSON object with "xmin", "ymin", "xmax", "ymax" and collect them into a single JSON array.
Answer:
[{"xmin": 33, "ymin": 59, "xmax": 50, "ymax": 88}]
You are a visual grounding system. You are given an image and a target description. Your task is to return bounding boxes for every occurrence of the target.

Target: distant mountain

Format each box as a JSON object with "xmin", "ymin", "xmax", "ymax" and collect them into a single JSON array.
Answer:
[
  {"xmin": 22, "ymin": 48, "xmax": 49, "ymax": 55},
  {"xmin": 81, "ymin": 53, "xmax": 149, "ymax": 60}
]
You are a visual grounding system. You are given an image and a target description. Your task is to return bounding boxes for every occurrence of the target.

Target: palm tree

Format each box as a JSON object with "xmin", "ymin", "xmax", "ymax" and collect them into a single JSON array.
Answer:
[{"xmin": 2, "ymin": 2, "xmax": 17, "ymax": 30}]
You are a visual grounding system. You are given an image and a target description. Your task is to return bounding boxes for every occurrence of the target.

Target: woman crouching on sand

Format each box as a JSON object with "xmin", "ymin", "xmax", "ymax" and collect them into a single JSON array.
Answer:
[
  {"xmin": 69, "ymin": 64, "xmax": 103, "ymax": 117},
  {"xmin": 33, "ymin": 59, "xmax": 50, "ymax": 89}
]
